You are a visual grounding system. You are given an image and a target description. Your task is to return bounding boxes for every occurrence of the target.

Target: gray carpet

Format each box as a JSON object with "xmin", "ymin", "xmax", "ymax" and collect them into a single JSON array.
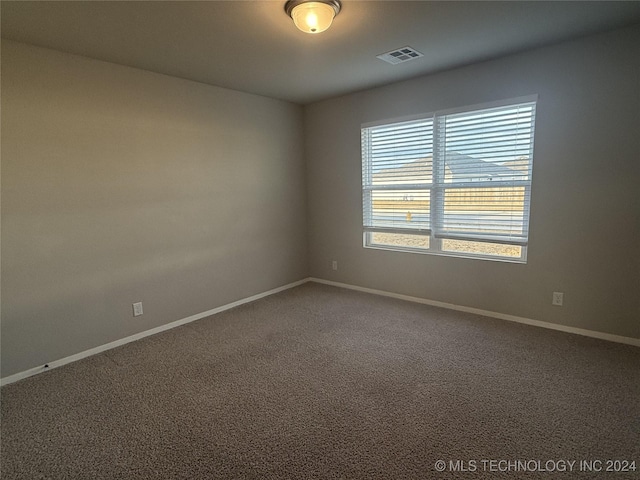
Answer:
[{"xmin": 1, "ymin": 282, "xmax": 639, "ymax": 479}]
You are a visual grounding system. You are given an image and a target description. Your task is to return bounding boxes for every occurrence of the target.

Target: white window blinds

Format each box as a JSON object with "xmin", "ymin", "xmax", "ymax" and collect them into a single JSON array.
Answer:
[
  {"xmin": 435, "ymin": 102, "xmax": 536, "ymax": 245},
  {"xmin": 362, "ymin": 118, "xmax": 433, "ymax": 234},
  {"xmin": 362, "ymin": 98, "xmax": 537, "ymax": 260}
]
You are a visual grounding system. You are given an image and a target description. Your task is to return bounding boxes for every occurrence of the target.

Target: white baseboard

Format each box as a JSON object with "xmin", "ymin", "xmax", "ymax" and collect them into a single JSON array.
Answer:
[
  {"xmin": 0, "ymin": 278, "xmax": 311, "ymax": 386},
  {"xmin": 3, "ymin": 276, "xmax": 637, "ymax": 386},
  {"xmin": 309, "ymin": 278, "xmax": 640, "ymax": 348}
]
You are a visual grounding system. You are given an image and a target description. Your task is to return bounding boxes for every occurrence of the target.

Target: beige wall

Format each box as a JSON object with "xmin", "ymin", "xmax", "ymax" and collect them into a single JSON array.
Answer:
[
  {"xmin": 305, "ymin": 26, "xmax": 640, "ymax": 339},
  {"xmin": 1, "ymin": 41, "xmax": 308, "ymax": 377}
]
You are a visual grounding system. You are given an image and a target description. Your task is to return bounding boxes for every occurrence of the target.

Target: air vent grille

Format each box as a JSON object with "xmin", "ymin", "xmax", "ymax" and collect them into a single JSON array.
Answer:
[{"xmin": 377, "ymin": 46, "xmax": 424, "ymax": 65}]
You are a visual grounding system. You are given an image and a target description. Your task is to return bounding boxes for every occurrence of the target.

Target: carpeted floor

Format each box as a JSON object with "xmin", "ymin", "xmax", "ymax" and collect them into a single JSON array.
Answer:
[{"xmin": 1, "ymin": 282, "xmax": 639, "ymax": 479}]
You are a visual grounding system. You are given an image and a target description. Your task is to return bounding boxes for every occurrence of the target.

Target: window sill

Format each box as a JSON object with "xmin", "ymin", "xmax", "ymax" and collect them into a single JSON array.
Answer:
[{"xmin": 363, "ymin": 243, "xmax": 527, "ymax": 264}]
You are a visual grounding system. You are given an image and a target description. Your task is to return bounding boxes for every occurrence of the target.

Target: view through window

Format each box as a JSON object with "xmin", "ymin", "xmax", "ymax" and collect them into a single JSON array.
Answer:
[{"xmin": 361, "ymin": 97, "xmax": 537, "ymax": 262}]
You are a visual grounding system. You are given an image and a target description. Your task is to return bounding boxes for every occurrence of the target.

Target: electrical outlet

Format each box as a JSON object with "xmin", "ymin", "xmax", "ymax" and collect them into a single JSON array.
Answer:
[
  {"xmin": 133, "ymin": 302, "xmax": 144, "ymax": 317},
  {"xmin": 332, "ymin": 260, "xmax": 338, "ymax": 271},
  {"xmin": 552, "ymin": 292, "xmax": 564, "ymax": 306}
]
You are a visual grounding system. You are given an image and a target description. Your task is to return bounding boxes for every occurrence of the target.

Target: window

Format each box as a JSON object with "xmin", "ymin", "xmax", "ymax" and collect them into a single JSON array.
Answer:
[{"xmin": 362, "ymin": 97, "xmax": 537, "ymax": 262}]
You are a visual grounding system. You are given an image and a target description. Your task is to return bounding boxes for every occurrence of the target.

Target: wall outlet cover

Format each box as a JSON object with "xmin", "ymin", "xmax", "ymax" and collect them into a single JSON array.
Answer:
[
  {"xmin": 133, "ymin": 302, "xmax": 144, "ymax": 316},
  {"xmin": 552, "ymin": 292, "xmax": 564, "ymax": 306}
]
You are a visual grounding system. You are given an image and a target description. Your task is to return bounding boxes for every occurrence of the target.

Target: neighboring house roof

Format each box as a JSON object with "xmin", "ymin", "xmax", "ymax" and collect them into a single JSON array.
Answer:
[
  {"xmin": 444, "ymin": 151, "xmax": 519, "ymax": 180},
  {"xmin": 373, "ymin": 151, "xmax": 522, "ymax": 182}
]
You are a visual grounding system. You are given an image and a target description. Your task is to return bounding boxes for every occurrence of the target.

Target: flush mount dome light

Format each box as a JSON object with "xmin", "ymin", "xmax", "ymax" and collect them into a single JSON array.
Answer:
[{"xmin": 285, "ymin": 0, "xmax": 342, "ymax": 34}]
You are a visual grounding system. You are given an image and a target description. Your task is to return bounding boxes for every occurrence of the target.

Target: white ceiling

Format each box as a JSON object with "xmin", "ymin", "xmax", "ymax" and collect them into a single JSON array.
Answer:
[{"xmin": 2, "ymin": 1, "xmax": 640, "ymax": 105}]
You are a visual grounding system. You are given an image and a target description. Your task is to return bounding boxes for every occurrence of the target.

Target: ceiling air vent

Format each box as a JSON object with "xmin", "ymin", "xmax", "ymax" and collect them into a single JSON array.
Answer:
[{"xmin": 377, "ymin": 46, "xmax": 424, "ymax": 65}]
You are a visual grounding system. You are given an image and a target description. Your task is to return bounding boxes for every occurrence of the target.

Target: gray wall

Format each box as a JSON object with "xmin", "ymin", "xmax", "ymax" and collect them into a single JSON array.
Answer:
[
  {"xmin": 1, "ymin": 41, "xmax": 308, "ymax": 377},
  {"xmin": 305, "ymin": 25, "xmax": 640, "ymax": 339},
  {"xmin": 2, "ymin": 25, "xmax": 639, "ymax": 379}
]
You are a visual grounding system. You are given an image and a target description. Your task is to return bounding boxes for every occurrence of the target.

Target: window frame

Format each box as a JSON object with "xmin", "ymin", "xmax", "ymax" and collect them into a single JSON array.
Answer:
[{"xmin": 361, "ymin": 96, "xmax": 537, "ymax": 263}]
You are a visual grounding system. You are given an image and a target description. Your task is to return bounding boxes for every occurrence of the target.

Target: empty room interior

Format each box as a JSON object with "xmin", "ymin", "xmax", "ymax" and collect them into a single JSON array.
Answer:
[{"xmin": 1, "ymin": 1, "xmax": 639, "ymax": 478}]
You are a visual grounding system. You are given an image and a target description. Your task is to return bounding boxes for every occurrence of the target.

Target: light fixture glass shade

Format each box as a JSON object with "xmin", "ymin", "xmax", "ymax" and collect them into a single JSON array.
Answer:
[{"xmin": 290, "ymin": 2, "xmax": 337, "ymax": 34}]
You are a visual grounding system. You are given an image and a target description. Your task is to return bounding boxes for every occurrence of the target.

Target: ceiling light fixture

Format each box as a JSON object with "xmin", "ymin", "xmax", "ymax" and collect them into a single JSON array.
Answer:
[{"xmin": 284, "ymin": 0, "xmax": 342, "ymax": 34}]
